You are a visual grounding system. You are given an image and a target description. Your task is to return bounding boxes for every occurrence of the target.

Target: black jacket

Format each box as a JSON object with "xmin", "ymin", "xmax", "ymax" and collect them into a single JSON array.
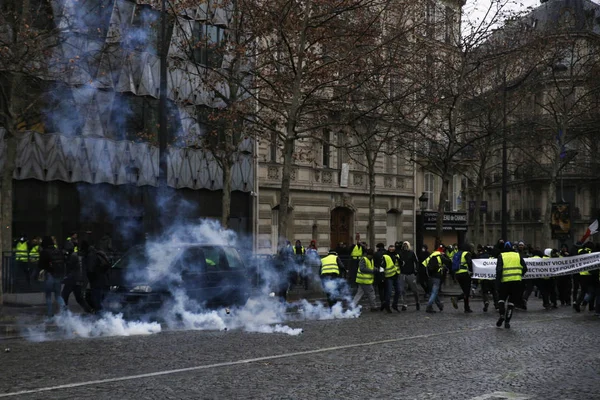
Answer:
[
  {"xmin": 373, "ymin": 249, "xmax": 386, "ymax": 283},
  {"xmin": 65, "ymin": 252, "xmax": 86, "ymax": 283},
  {"xmin": 400, "ymin": 249, "xmax": 419, "ymax": 275},
  {"xmin": 38, "ymin": 246, "xmax": 65, "ymax": 276}
]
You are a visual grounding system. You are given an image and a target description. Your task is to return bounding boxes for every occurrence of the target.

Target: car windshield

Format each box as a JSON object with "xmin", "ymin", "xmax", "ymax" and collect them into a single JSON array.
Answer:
[
  {"xmin": 112, "ymin": 246, "xmax": 148, "ymax": 269},
  {"xmin": 112, "ymin": 246, "xmax": 244, "ymax": 271},
  {"xmin": 179, "ymin": 246, "xmax": 244, "ymax": 272}
]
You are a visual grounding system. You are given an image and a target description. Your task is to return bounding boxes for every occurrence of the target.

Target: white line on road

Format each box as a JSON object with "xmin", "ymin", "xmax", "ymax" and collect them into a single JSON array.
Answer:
[{"xmin": 0, "ymin": 316, "xmax": 572, "ymax": 398}]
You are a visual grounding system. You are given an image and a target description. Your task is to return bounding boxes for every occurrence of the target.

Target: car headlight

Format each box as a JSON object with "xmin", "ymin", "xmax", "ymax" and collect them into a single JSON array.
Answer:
[
  {"xmin": 110, "ymin": 286, "xmax": 120, "ymax": 292},
  {"xmin": 131, "ymin": 285, "xmax": 152, "ymax": 293}
]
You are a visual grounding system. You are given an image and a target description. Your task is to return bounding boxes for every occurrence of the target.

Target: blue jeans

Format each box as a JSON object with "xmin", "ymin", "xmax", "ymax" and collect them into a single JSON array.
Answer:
[
  {"xmin": 44, "ymin": 273, "xmax": 65, "ymax": 318},
  {"xmin": 385, "ymin": 275, "xmax": 401, "ymax": 309},
  {"xmin": 427, "ymin": 277, "xmax": 443, "ymax": 309}
]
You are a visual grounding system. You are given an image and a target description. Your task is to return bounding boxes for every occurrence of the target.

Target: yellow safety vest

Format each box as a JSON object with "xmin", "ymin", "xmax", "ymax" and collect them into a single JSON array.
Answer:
[
  {"xmin": 455, "ymin": 251, "xmax": 469, "ymax": 274},
  {"xmin": 500, "ymin": 252, "xmax": 523, "ymax": 283},
  {"xmin": 578, "ymin": 248, "xmax": 592, "ymax": 276},
  {"xmin": 321, "ymin": 254, "xmax": 340, "ymax": 275},
  {"xmin": 383, "ymin": 254, "xmax": 399, "ymax": 278},
  {"xmin": 422, "ymin": 251, "xmax": 442, "ymax": 274},
  {"xmin": 351, "ymin": 245, "xmax": 363, "ymax": 259},
  {"xmin": 29, "ymin": 245, "xmax": 40, "ymax": 261},
  {"xmin": 66, "ymin": 237, "xmax": 78, "ymax": 253},
  {"xmin": 447, "ymin": 249, "xmax": 457, "ymax": 260},
  {"xmin": 355, "ymin": 257, "xmax": 374, "ymax": 285},
  {"xmin": 15, "ymin": 242, "xmax": 28, "ymax": 262},
  {"xmin": 293, "ymin": 246, "xmax": 305, "ymax": 255}
]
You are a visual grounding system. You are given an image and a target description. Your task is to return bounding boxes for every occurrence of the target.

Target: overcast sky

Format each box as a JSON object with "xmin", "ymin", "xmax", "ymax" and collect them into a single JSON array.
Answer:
[
  {"xmin": 462, "ymin": 0, "xmax": 600, "ymax": 38},
  {"xmin": 464, "ymin": 0, "xmax": 600, "ymax": 25}
]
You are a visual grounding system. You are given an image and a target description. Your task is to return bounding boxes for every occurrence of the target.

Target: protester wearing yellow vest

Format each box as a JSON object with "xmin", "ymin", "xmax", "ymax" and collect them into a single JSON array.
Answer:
[
  {"xmin": 422, "ymin": 248, "xmax": 446, "ymax": 313},
  {"xmin": 574, "ymin": 244, "xmax": 594, "ymax": 312},
  {"xmin": 352, "ymin": 249, "xmax": 377, "ymax": 311},
  {"xmin": 348, "ymin": 242, "xmax": 364, "ymax": 288},
  {"xmin": 495, "ymin": 242, "xmax": 528, "ymax": 329},
  {"xmin": 14, "ymin": 236, "xmax": 31, "ymax": 286},
  {"xmin": 320, "ymin": 250, "xmax": 347, "ymax": 307},
  {"xmin": 381, "ymin": 244, "xmax": 402, "ymax": 313},
  {"xmin": 450, "ymin": 244, "xmax": 474, "ymax": 313}
]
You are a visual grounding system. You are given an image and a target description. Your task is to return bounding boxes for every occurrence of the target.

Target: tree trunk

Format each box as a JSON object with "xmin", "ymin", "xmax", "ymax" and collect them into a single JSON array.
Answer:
[
  {"xmin": 367, "ymin": 160, "xmax": 376, "ymax": 249},
  {"xmin": 0, "ymin": 132, "xmax": 17, "ymax": 305},
  {"xmin": 435, "ymin": 174, "xmax": 450, "ymax": 248},
  {"xmin": 471, "ymin": 161, "xmax": 486, "ymax": 242},
  {"xmin": 221, "ymin": 160, "xmax": 232, "ymax": 229},
  {"xmin": 277, "ymin": 136, "xmax": 295, "ymax": 246}
]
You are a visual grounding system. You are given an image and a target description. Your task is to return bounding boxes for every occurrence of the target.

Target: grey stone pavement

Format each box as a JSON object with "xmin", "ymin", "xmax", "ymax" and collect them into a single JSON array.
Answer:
[{"xmin": 0, "ymin": 296, "xmax": 598, "ymax": 400}]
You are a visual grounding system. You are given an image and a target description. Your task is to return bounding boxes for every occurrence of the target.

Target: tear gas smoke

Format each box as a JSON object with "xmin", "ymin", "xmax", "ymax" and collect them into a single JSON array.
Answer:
[{"xmin": 27, "ymin": 220, "xmax": 361, "ymax": 342}]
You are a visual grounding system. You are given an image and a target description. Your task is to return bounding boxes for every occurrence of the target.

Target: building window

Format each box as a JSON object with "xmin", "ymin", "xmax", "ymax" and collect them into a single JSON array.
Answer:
[
  {"xmin": 424, "ymin": 172, "xmax": 435, "ymax": 210},
  {"xmin": 445, "ymin": 6, "xmax": 455, "ymax": 44},
  {"xmin": 425, "ymin": 1, "xmax": 436, "ymax": 38},
  {"xmin": 337, "ymin": 132, "xmax": 348, "ymax": 169},
  {"xmin": 127, "ymin": 4, "xmax": 160, "ymax": 54},
  {"xmin": 191, "ymin": 23, "xmax": 226, "ymax": 68},
  {"xmin": 270, "ymin": 131, "xmax": 278, "ymax": 162},
  {"xmin": 452, "ymin": 174, "xmax": 462, "ymax": 211},
  {"xmin": 322, "ymin": 129, "xmax": 331, "ymax": 167},
  {"xmin": 384, "ymin": 143, "xmax": 393, "ymax": 174}
]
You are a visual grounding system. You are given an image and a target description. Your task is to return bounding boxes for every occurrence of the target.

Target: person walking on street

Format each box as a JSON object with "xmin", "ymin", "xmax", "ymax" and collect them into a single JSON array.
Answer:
[
  {"xmin": 574, "ymin": 243, "xmax": 596, "ymax": 312},
  {"xmin": 496, "ymin": 241, "xmax": 528, "ymax": 329},
  {"xmin": 422, "ymin": 248, "xmax": 446, "ymax": 313},
  {"xmin": 38, "ymin": 236, "xmax": 66, "ymax": 319},
  {"xmin": 557, "ymin": 244, "xmax": 572, "ymax": 306},
  {"xmin": 478, "ymin": 245, "xmax": 498, "ymax": 312},
  {"xmin": 382, "ymin": 244, "xmax": 402, "ymax": 313},
  {"xmin": 373, "ymin": 243, "xmax": 387, "ymax": 308},
  {"xmin": 81, "ymin": 241, "xmax": 110, "ymax": 311},
  {"xmin": 349, "ymin": 239, "xmax": 364, "ymax": 288},
  {"xmin": 352, "ymin": 249, "xmax": 377, "ymax": 311},
  {"xmin": 451, "ymin": 243, "xmax": 474, "ymax": 313},
  {"xmin": 320, "ymin": 249, "xmax": 347, "ymax": 307},
  {"xmin": 399, "ymin": 241, "xmax": 420, "ymax": 311},
  {"xmin": 61, "ymin": 249, "xmax": 93, "ymax": 313}
]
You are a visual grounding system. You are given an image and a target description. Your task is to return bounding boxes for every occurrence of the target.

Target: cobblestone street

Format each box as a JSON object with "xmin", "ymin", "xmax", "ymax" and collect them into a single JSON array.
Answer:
[{"xmin": 0, "ymin": 301, "xmax": 598, "ymax": 399}]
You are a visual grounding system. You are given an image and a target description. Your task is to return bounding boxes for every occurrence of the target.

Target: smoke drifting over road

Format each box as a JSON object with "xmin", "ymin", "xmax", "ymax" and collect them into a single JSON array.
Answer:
[{"xmin": 24, "ymin": 220, "xmax": 360, "ymax": 341}]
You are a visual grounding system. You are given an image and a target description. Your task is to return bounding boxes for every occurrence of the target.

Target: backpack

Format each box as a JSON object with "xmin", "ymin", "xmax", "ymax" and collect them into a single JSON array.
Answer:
[
  {"xmin": 96, "ymin": 250, "xmax": 111, "ymax": 272},
  {"xmin": 451, "ymin": 251, "xmax": 463, "ymax": 273},
  {"xmin": 48, "ymin": 248, "xmax": 65, "ymax": 275}
]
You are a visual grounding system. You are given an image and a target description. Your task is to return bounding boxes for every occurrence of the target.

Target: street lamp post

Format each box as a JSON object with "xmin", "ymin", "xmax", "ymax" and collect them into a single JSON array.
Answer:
[
  {"xmin": 416, "ymin": 192, "xmax": 428, "ymax": 254},
  {"xmin": 501, "ymin": 71, "xmax": 508, "ymax": 241}
]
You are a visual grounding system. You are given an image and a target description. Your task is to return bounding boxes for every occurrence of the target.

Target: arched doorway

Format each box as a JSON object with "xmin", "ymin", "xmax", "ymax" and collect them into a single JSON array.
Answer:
[{"xmin": 330, "ymin": 207, "xmax": 353, "ymax": 249}]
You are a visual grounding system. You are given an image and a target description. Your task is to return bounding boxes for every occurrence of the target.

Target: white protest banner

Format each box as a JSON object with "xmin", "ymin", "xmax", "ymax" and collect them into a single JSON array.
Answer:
[{"xmin": 472, "ymin": 252, "xmax": 600, "ymax": 280}]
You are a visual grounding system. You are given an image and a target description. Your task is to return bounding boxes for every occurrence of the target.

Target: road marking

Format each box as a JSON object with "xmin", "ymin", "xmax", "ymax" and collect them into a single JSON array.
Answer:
[
  {"xmin": 470, "ymin": 392, "xmax": 531, "ymax": 400},
  {"xmin": 0, "ymin": 315, "xmax": 573, "ymax": 397}
]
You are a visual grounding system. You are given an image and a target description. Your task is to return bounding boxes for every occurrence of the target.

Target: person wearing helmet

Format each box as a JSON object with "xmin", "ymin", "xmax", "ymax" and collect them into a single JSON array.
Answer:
[
  {"xmin": 495, "ymin": 241, "xmax": 528, "ymax": 328},
  {"xmin": 539, "ymin": 248, "xmax": 558, "ymax": 310}
]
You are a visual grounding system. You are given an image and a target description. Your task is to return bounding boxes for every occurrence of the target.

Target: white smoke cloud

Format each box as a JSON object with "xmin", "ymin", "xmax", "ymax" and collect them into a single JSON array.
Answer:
[{"xmin": 25, "ymin": 216, "xmax": 362, "ymax": 342}]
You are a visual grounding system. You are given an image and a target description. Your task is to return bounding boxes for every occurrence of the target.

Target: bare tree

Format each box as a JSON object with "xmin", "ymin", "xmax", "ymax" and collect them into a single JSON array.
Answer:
[
  {"xmin": 408, "ymin": 0, "xmax": 523, "ymax": 246},
  {"xmin": 235, "ymin": 0, "xmax": 409, "ymax": 245},
  {"xmin": 513, "ymin": 32, "xmax": 600, "ymax": 247}
]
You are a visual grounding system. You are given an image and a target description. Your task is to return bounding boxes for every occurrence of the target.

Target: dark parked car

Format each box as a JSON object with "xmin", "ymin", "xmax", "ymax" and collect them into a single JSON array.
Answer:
[{"xmin": 104, "ymin": 244, "xmax": 251, "ymax": 314}]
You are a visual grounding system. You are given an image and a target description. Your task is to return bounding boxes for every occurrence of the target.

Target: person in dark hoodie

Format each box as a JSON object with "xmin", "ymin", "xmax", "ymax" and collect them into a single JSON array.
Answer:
[
  {"xmin": 417, "ymin": 244, "xmax": 431, "ymax": 297},
  {"xmin": 38, "ymin": 236, "xmax": 66, "ymax": 318},
  {"xmin": 61, "ymin": 248, "xmax": 93, "ymax": 313},
  {"xmin": 80, "ymin": 240, "xmax": 109, "ymax": 311},
  {"xmin": 373, "ymin": 243, "xmax": 387, "ymax": 308},
  {"xmin": 450, "ymin": 243, "xmax": 474, "ymax": 313},
  {"xmin": 399, "ymin": 241, "xmax": 420, "ymax": 311}
]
